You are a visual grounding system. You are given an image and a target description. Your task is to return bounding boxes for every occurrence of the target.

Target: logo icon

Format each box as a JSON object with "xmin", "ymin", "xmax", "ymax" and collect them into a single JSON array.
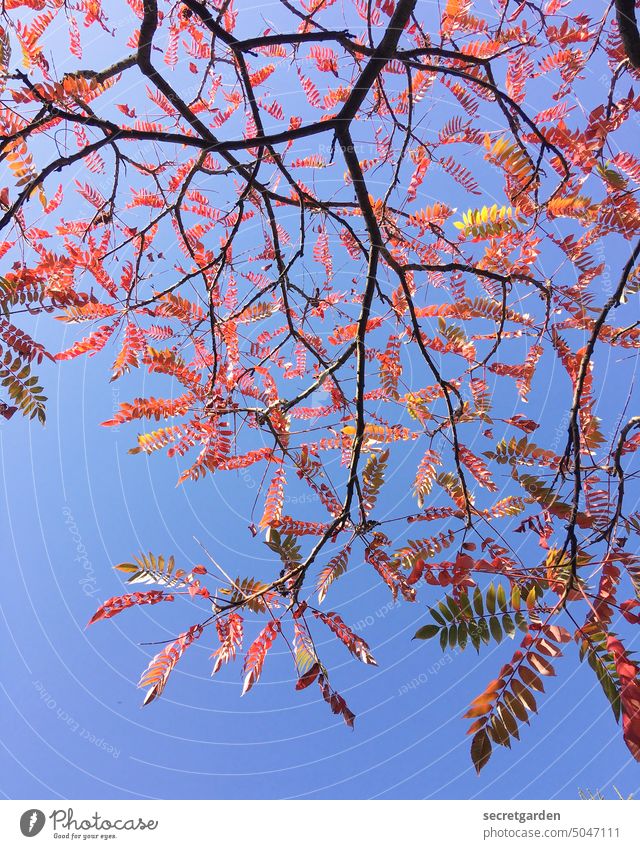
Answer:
[{"xmin": 20, "ymin": 810, "xmax": 45, "ymax": 837}]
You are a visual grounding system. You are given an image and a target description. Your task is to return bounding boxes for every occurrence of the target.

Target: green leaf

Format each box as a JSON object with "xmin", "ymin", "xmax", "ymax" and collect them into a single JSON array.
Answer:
[
  {"xmin": 469, "ymin": 621, "xmax": 481, "ymax": 652},
  {"xmin": 447, "ymin": 595, "xmax": 461, "ymax": 618},
  {"xmin": 459, "ymin": 592, "xmax": 473, "ymax": 618},
  {"xmin": 438, "ymin": 600, "xmax": 454, "ymax": 622},
  {"xmin": 502, "ymin": 613, "xmax": 516, "ymax": 639},
  {"xmin": 489, "ymin": 615, "xmax": 503, "ymax": 644},
  {"xmin": 486, "ymin": 583, "xmax": 496, "ymax": 615},
  {"xmin": 114, "ymin": 552, "xmax": 190, "ymax": 588},
  {"xmin": 458, "ymin": 620, "xmax": 468, "ymax": 651},
  {"xmin": 430, "ymin": 606, "xmax": 446, "ymax": 626},
  {"xmin": 414, "ymin": 624, "xmax": 440, "ymax": 640},
  {"xmin": 478, "ymin": 617, "xmax": 491, "ymax": 645},
  {"xmin": 515, "ymin": 611, "xmax": 529, "ymax": 632}
]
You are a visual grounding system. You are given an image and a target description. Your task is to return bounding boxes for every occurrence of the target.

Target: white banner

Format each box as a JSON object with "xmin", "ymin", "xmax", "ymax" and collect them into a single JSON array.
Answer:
[{"xmin": 0, "ymin": 800, "xmax": 638, "ymax": 848}]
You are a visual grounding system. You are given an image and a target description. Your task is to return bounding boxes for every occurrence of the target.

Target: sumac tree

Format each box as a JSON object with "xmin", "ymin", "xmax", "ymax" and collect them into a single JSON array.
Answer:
[{"xmin": 2, "ymin": 0, "xmax": 640, "ymax": 772}]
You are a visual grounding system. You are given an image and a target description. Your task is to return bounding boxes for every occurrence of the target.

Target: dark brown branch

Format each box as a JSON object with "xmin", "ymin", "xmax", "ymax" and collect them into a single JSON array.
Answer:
[{"xmin": 616, "ymin": 0, "xmax": 640, "ymax": 67}]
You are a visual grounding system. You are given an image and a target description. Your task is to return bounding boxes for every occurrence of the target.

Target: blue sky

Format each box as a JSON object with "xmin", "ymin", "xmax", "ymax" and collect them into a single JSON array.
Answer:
[
  {"xmin": 2, "ymin": 366, "xmax": 640, "ymax": 800},
  {"xmin": 2, "ymin": 0, "xmax": 640, "ymax": 800},
  {"xmin": 3, "ymin": 266, "xmax": 640, "ymax": 801}
]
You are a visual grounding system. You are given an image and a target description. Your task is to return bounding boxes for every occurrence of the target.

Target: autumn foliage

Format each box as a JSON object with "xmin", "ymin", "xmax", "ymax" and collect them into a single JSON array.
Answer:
[{"xmin": 3, "ymin": 0, "xmax": 640, "ymax": 774}]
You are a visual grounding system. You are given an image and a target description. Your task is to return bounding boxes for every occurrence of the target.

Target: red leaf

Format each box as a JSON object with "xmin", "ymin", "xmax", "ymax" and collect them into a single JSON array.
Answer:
[
  {"xmin": 242, "ymin": 620, "xmax": 280, "ymax": 695},
  {"xmin": 88, "ymin": 590, "xmax": 174, "ymax": 625},
  {"xmin": 608, "ymin": 635, "xmax": 640, "ymax": 761},
  {"xmin": 295, "ymin": 662, "xmax": 320, "ymax": 690}
]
